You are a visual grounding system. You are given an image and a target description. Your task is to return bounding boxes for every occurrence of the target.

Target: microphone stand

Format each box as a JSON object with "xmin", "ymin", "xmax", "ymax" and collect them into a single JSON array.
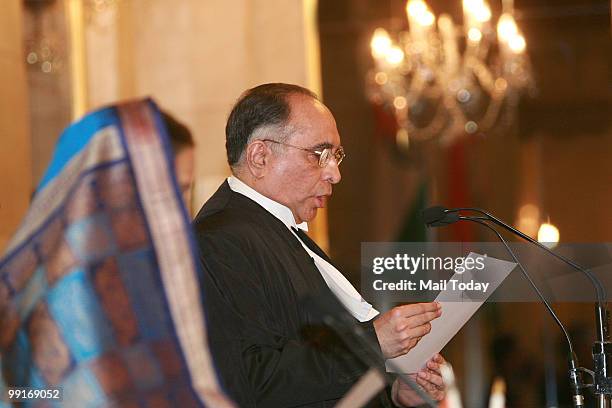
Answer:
[
  {"xmin": 460, "ymin": 216, "xmax": 587, "ymax": 407},
  {"xmin": 423, "ymin": 206, "xmax": 611, "ymax": 407},
  {"xmin": 450, "ymin": 208, "xmax": 611, "ymax": 407}
]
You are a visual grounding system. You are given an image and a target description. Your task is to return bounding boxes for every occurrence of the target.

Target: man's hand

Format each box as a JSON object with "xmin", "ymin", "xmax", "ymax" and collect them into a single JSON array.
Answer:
[
  {"xmin": 392, "ymin": 354, "xmax": 446, "ymax": 407},
  {"xmin": 373, "ymin": 302, "xmax": 441, "ymax": 359}
]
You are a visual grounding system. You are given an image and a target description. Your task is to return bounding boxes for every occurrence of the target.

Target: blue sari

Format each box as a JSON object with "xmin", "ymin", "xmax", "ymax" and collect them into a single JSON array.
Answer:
[{"xmin": 0, "ymin": 99, "xmax": 233, "ymax": 407}]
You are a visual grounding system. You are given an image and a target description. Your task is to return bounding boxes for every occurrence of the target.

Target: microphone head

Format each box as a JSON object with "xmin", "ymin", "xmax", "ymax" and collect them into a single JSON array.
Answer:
[
  {"xmin": 422, "ymin": 206, "xmax": 459, "ymax": 227},
  {"xmin": 422, "ymin": 206, "xmax": 448, "ymax": 225}
]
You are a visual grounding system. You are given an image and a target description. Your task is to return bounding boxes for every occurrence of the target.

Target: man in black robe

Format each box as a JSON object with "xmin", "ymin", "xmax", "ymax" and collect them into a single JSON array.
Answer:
[{"xmin": 194, "ymin": 83, "xmax": 445, "ymax": 407}]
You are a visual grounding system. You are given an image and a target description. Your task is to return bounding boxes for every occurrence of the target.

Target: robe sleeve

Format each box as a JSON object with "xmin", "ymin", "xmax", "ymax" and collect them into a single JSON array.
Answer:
[{"xmin": 196, "ymin": 230, "xmax": 385, "ymax": 407}]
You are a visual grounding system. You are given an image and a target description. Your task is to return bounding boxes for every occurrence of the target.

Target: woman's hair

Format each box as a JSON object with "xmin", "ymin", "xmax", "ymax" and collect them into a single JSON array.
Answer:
[{"xmin": 161, "ymin": 110, "xmax": 194, "ymax": 155}]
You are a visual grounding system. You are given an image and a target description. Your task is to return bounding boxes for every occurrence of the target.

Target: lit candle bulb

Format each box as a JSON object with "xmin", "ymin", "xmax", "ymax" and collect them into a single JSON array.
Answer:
[
  {"xmin": 497, "ymin": 13, "xmax": 518, "ymax": 43},
  {"xmin": 508, "ymin": 33, "xmax": 526, "ymax": 53},
  {"xmin": 463, "ymin": 0, "xmax": 491, "ymax": 29},
  {"xmin": 538, "ymin": 222, "xmax": 560, "ymax": 248},
  {"xmin": 385, "ymin": 46, "xmax": 405, "ymax": 66},
  {"xmin": 497, "ymin": 13, "xmax": 527, "ymax": 55},
  {"xmin": 406, "ymin": 0, "xmax": 435, "ymax": 44},
  {"xmin": 371, "ymin": 28, "xmax": 392, "ymax": 60},
  {"xmin": 488, "ymin": 378, "xmax": 506, "ymax": 408}
]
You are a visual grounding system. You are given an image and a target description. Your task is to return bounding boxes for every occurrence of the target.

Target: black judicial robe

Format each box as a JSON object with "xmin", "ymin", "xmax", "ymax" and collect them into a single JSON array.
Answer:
[{"xmin": 193, "ymin": 181, "xmax": 390, "ymax": 408}]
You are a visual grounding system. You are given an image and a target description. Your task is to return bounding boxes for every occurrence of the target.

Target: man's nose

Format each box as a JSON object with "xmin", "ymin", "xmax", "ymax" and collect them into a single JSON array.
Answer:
[{"xmin": 323, "ymin": 160, "xmax": 341, "ymax": 184}]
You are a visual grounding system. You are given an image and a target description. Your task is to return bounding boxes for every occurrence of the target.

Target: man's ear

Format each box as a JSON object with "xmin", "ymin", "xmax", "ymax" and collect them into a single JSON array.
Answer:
[{"xmin": 245, "ymin": 140, "xmax": 269, "ymax": 179}]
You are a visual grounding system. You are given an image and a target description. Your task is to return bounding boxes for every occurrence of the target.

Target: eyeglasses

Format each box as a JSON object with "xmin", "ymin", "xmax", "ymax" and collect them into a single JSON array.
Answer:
[{"xmin": 262, "ymin": 139, "xmax": 345, "ymax": 167}]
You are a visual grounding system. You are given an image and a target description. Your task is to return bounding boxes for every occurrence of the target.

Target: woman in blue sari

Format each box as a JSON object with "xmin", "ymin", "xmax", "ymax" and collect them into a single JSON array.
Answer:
[{"xmin": 0, "ymin": 99, "xmax": 233, "ymax": 407}]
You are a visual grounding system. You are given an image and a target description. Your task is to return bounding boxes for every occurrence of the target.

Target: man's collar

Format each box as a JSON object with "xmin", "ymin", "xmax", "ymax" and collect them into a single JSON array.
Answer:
[{"xmin": 227, "ymin": 176, "xmax": 309, "ymax": 232}]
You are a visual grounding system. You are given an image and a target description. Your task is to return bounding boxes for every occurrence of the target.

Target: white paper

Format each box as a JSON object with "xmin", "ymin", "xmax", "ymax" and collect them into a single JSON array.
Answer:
[{"xmin": 385, "ymin": 252, "xmax": 517, "ymax": 373}]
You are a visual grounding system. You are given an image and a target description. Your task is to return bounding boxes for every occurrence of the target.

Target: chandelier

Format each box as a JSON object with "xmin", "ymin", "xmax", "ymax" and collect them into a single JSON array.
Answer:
[{"xmin": 367, "ymin": 0, "xmax": 534, "ymax": 147}]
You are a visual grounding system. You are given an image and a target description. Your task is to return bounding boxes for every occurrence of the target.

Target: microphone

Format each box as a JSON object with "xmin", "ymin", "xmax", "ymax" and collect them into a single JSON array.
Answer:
[
  {"xmin": 422, "ymin": 205, "xmax": 595, "ymax": 407},
  {"xmin": 422, "ymin": 206, "xmax": 459, "ymax": 227},
  {"xmin": 423, "ymin": 207, "xmax": 606, "ymax": 310}
]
